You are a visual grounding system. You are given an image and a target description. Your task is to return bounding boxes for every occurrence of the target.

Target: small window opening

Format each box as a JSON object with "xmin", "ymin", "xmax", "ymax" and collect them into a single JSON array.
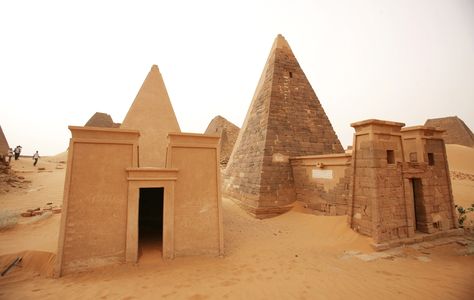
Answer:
[
  {"xmin": 409, "ymin": 152, "xmax": 417, "ymax": 163},
  {"xmin": 386, "ymin": 150, "xmax": 395, "ymax": 164},
  {"xmin": 289, "ymin": 71, "xmax": 293, "ymax": 78},
  {"xmin": 428, "ymin": 153, "xmax": 435, "ymax": 166}
]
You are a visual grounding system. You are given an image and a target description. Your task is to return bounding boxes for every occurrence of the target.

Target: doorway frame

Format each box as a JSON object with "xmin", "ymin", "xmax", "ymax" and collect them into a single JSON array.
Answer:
[
  {"xmin": 126, "ymin": 168, "xmax": 178, "ymax": 263},
  {"xmin": 410, "ymin": 177, "xmax": 424, "ymax": 232}
]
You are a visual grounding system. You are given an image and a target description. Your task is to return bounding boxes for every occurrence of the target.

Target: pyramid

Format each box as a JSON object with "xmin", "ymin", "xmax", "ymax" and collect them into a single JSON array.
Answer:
[
  {"xmin": 223, "ymin": 34, "xmax": 343, "ymax": 218},
  {"xmin": 204, "ymin": 115, "xmax": 240, "ymax": 166},
  {"xmin": 425, "ymin": 116, "xmax": 474, "ymax": 147},
  {"xmin": 121, "ymin": 65, "xmax": 180, "ymax": 167},
  {"xmin": 85, "ymin": 112, "xmax": 120, "ymax": 128},
  {"xmin": 0, "ymin": 126, "xmax": 9, "ymax": 157}
]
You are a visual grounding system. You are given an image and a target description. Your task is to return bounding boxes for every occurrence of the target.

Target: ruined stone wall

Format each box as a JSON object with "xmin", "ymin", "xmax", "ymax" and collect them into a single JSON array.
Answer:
[{"xmin": 291, "ymin": 154, "xmax": 351, "ymax": 215}]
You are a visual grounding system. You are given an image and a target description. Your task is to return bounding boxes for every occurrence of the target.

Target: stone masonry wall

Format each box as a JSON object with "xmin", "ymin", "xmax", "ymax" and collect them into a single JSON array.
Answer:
[
  {"xmin": 291, "ymin": 156, "xmax": 351, "ymax": 216},
  {"xmin": 350, "ymin": 124, "xmax": 410, "ymax": 243}
]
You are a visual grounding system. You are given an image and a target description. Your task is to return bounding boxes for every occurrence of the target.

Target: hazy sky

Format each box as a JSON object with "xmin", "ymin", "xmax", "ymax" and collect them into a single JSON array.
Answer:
[{"xmin": 1, "ymin": 0, "xmax": 473, "ymax": 155}]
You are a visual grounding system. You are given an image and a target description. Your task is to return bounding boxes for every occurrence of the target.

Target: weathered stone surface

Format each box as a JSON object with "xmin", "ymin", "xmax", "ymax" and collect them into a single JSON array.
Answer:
[
  {"xmin": 425, "ymin": 116, "xmax": 474, "ymax": 147},
  {"xmin": 348, "ymin": 121, "xmax": 457, "ymax": 244},
  {"xmin": 84, "ymin": 112, "xmax": 120, "ymax": 128},
  {"xmin": 204, "ymin": 116, "xmax": 239, "ymax": 166},
  {"xmin": 223, "ymin": 34, "xmax": 343, "ymax": 218}
]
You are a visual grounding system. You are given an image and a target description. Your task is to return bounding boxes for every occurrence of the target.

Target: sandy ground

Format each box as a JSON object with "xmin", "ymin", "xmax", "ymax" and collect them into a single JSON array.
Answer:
[{"xmin": 0, "ymin": 148, "xmax": 473, "ymax": 299}]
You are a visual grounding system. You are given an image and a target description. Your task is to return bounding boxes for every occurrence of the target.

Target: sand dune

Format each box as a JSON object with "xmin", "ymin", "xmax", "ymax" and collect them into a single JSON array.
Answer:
[
  {"xmin": 46, "ymin": 151, "xmax": 68, "ymax": 163},
  {"xmin": 0, "ymin": 147, "xmax": 473, "ymax": 299},
  {"xmin": 446, "ymin": 144, "xmax": 474, "ymax": 174}
]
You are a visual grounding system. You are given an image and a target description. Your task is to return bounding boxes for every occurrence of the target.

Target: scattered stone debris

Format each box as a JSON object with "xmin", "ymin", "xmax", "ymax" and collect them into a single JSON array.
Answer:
[
  {"xmin": 0, "ymin": 164, "xmax": 30, "ymax": 194},
  {"xmin": 341, "ymin": 235, "xmax": 473, "ymax": 262},
  {"xmin": 20, "ymin": 203, "xmax": 61, "ymax": 218},
  {"xmin": 450, "ymin": 170, "xmax": 474, "ymax": 182}
]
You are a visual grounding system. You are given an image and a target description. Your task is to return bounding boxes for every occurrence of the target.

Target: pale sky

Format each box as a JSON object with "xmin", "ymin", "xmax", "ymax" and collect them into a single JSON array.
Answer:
[{"xmin": 1, "ymin": 0, "xmax": 473, "ymax": 156}]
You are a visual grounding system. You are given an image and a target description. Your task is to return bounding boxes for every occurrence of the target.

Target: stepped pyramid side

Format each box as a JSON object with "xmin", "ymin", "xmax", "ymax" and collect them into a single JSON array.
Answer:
[
  {"xmin": 121, "ymin": 65, "xmax": 181, "ymax": 167},
  {"xmin": 85, "ymin": 112, "xmax": 120, "ymax": 128},
  {"xmin": 204, "ymin": 115, "xmax": 240, "ymax": 166},
  {"xmin": 425, "ymin": 116, "xmax": 474, "ymax": 147},
  {"xmin": 224, "ymin": 35, "xmax": 343, "ymax": 218},
  {"xmin": 0, "ymin": 126, "xmax": 9, "ymax": 157}
]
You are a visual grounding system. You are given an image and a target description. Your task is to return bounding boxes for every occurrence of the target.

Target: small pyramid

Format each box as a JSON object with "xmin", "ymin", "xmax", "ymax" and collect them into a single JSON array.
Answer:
[
  {"xmin": 204, "ymin": 115, "xmax": 240, "ymax": 166},
  {"xmin": 223, "ymin": 34, "xmax": 343, "ymax": 218},
  {"xmin": 425, "ymin": 116, "xmax": 474, "ymax": 147},
  {"xmin": 85, "ymin": 112, "xmax": 120, "ymax": 128},
  {"xmin": 121, "ymin": 65, "xmax": 181, "ymax": 167},
  {"xmin": 0, "ymin": 126, "xmax": 9, "ymax": 157}
]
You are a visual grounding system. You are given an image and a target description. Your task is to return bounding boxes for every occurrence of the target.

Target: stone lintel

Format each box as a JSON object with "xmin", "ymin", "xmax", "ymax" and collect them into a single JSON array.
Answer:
[
  {"xmin": 351, "ymin": 119, "xmax": 405, "ymax": 129},
  {"xmin": 401, "ymin": 126, "xmax": 445, "ymax": 139},
  {"xmin": 69, "ymin": 126, "xmax": 140, "ymax": 141},
  {"xmin": 167, "ymin": 132, "xmax": 220, "ymax": 147},
  {"xmin": 126, "ymin": 168, "xmax": 179, "ymax": 181},
  {"xmin": 290, "ymin": 153, "xmax": 352, "ymax": 160}
]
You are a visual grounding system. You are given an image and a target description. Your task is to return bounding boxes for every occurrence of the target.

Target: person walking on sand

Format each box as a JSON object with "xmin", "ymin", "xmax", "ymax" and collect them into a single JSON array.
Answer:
[
  {"xmin": 7, "ymin": 148, "xmax": 13, "ymax": 165},
  {"xmin": 33, "ymin": 151, "xmax": 40, "ymax": 166},
  {"xmin": 14, "ymin": 146, "xmax": 21, "ymax": 160}
]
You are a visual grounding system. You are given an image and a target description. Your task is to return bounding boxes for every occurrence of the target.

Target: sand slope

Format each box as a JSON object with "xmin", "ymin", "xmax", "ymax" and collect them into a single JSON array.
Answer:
[{"xmin": 446, "ymin": 144, "xmax": 474, "ymax": 227}]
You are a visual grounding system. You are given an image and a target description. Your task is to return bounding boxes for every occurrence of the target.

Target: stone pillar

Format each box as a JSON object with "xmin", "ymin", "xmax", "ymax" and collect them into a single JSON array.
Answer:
[
  {"xmin": 349, "ymin": 119, "xmax": 408, "ymax": 243},
  {"xmin": 401, "ymin": 126, "xmax": 457, "ymax": 232}
]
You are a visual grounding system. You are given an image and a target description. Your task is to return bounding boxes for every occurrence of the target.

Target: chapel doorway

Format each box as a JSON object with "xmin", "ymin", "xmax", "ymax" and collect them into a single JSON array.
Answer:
[
  {"xmin": 411, "ymin": 178, "xmax": 426, "ymax": 233},
  {"xmin": 138, "ymin": 187, "xmax": 164, "ymax": 261}
]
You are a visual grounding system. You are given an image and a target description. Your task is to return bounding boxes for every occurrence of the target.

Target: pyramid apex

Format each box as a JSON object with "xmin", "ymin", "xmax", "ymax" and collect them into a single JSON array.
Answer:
[
  {"xmin": 273, "ymin": 34, "xmax": 290, "ymax": 49},
  {"xmin": 151, "ymin": 64, "xmax": 159, "ymax": 71}
]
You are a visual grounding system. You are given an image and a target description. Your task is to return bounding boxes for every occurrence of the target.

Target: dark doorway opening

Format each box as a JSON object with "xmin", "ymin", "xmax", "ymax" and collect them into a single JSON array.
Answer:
[
  {"xmin": 411, "ymin": 178, "xmax": 426, "ymax": 233},
  {"xmin": 138, "ymin": 187, "xmax": 164, "ymax": 261}
]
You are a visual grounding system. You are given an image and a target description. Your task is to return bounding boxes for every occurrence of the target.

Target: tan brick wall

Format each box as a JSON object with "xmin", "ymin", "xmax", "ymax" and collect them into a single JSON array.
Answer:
[{"xmin": 291, "ymin": 154, "xmax": 351, "ymax": 215}]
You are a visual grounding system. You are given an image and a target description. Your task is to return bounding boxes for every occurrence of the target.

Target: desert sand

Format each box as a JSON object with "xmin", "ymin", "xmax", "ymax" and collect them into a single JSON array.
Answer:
[{"xmin": 0, "ymin": 149, "xmax": 473, "ymax": 300}]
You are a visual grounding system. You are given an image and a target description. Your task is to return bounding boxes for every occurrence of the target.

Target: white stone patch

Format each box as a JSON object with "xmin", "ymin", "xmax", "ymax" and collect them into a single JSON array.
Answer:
[
  {"xmin": 354, "ymin": 213, "xmax": 362, "ymax": 220},
  {"xmin": 312, "ymin": 169, "xmax": 333, "ymax": 179},
  {"xmin": 416, "ymin": 256, "xmax": 432, "ymax": 262},
  {"xmin": 272, "ymin": 153, "xmax": 289, "ymax": 163}
]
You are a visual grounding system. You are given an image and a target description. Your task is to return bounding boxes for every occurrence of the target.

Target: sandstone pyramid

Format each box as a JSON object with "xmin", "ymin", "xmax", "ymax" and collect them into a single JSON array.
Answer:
[
  {"xmin": 425, "ymin": 116, "xmax": 474, "ymax": 147},
  {"xmin": 204, "ymin": 115, "xmax": 240, "ymax": 166},
  {"xmin": 0, "ymin": 126, "xmax": 9, "ymax": 158},
  {"xmin": 121, "ymin": 65, "xmax": 181, "ymax": 167},
  {"xmin": 223, "ymin": 34, "xmax": 343, "ymax": 218},
  {"xmin": 85, "ymin": 112, "xmax": 120, "ymax": 128}
]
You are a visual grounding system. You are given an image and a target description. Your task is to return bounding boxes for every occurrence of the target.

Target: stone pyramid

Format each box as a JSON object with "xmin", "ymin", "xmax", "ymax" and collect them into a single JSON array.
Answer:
[
  {"xmin": 204, "ymin": 115, "xmax": 240, "ymax": 166},
  {"xmin": 85, "ymin": 112, "xmax": 120, "ymax": 128},
  {"xmin": 425, "ymin": 116, "xmax": 474, "ymax": 147},
  {"xmin": 223, "ymin": 34, "xmax": 343, "ymax": 218},
  {"xmin": 121, "ymin": 65, "xmax": 180, "ymax": 167},
  {"xmin": 0, "ymin": 126, "xmax": 9, "ymax": 157}
]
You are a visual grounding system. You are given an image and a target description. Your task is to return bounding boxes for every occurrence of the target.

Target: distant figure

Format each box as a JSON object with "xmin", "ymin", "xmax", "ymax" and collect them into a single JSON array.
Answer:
[
  {"xmin": 7, "ymin": 148, "xmax": 13, "ymax": 165},
  {"xmin": 14, "ymin": 146, "xmax": 22, "ymax": 160},
  {"xmin": 33, "ymin": 151, "xmax": 40, "ymax": 166}
]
